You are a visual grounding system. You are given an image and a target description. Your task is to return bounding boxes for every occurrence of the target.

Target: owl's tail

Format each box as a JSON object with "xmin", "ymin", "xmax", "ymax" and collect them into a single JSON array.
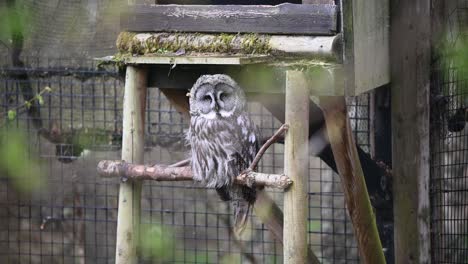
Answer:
[
  {"xmin": 216, "ymin": 185, "xmax": 256, "ymax": 236},
  {"xmin": 232, "ymin": 185, "xmax": 256, "ymax": 237},
  {"xmin": 233, "ymin": 199, "xmax": 252, "ymax": 236}
]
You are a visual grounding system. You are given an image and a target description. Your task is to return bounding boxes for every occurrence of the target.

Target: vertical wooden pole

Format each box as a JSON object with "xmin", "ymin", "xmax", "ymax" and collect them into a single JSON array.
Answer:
[
  {"xmin": 283, "ymin": 70, "xmax": 309, "ymax": 264},
  {"xmin": 115, "ymin": 66, "xmax": 147, "ymax": 264},
  {"xmin": 161, "ymin": 88, "xmax": 321, "ymax": 263},
  {"xmin": 390, "ymin": 0, "xmax": 431, "ymax": 263},
  {"xmin": 320, "ymin": 96, "xmax": 386, "ymax": 264}
]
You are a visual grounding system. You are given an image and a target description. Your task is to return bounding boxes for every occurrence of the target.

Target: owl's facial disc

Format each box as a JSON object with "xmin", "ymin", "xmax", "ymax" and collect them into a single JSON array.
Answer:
[
  {"xmin": 195, "ymin": 84, "xmax": 217, "ymax": 119},
  {"xmin": 215, "ymin": 84, "xmax": 237, "ymax": 117}
]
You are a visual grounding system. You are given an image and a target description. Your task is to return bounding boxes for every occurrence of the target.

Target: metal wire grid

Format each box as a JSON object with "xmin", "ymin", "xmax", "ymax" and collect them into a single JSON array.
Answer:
[
  {"xmin": 430, "ymin": 1, "xmax": 468, "ymax": 263},
  {"xmin": 0, "ymin": 57, "xmax": 370, "ymax": 263},
  {"xmin": 431, "ymin": 66, "xmax": 468, "ymax": 264}
]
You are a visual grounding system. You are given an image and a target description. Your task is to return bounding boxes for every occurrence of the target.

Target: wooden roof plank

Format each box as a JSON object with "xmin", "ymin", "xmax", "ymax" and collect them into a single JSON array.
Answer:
[{"xmin": 121, "ymin": 3, "xmax": 337, "ymax": 35}]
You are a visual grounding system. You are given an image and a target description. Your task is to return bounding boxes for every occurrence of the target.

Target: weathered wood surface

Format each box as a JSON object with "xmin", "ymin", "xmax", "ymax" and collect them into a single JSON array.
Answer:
[
  {"xmin": 124, "ymin": 55, "xmax": 272, "ymax": 65},
  {"xmin": 390, "ymin": 0, "xmax": 431, "ymax": 262},
  {"xmin": 342, "ymin": 0, "xmax": 390, "ymax": 95},
  {"xmin": 146, "ymin": 64, "xmax": 341, "ymax": 95},
  {"xmin": 320, "ymin": 96, "xmax": 386, "ymax": 264},
  {"xmin": 121, "ymin": 3, "xmax": 337, "ymax": 35},
  {"xmin": 115, "ymin": 66, "xmax": 147, "ymax": 264},
  {"xmin": 283, "ymin": 71, "xmax": 310, "ymax": 264},
  {"xmin": 116, "ymin": 32, "xmax": 341, "ymax": 60}
]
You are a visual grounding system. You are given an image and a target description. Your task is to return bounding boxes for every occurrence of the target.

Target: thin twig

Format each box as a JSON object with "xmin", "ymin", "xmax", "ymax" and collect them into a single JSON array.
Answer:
[
  {"xmin": 0, "ymin": 86, "xmax": 52, "ymax": 123},
  {"xmin": 168, "ymin": 158, "xmax": 190, "ymax": 168},
  {"xmin": 249, "ymin": 124, "xmax": 289, "ymax": 171}
]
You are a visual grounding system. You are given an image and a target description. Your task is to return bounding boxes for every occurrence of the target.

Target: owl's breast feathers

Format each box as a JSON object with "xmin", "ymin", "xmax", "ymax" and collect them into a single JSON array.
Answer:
[{"xmin": 188, "ymin": 113, "xmax": 259, "ymax": 188}]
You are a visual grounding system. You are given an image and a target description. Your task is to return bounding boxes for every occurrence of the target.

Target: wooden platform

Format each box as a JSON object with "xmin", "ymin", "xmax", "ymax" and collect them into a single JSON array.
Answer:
[
  {"xmin": 109, "ymin": 0, "xmax": 391, "ymax": 95},
  {"xmin": 96, "ymin": 54, "xmax": 342, "ymax": 95},
  {"xmin": 123, "ymin": 54, "xmax": 273, "ymax": 65}
]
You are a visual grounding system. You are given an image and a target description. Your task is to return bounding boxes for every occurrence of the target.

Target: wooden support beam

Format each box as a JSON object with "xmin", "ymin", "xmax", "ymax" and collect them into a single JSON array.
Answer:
[
  {"xmin": 123, "ymin": 55, "xmax": 273, "ymax": 65},
  {"xmin": 390, "ymin": 0, "xmax": 431, "ymax": 262},
  {"xmin": 320, "ymin": 96, "xmax": 386, "ymax": 264},
  {"xmin": 342, "ymin": 0, "xmax": 390, "ymax": 95},
  {"xmin": 283, "ymin": 70, "xmax": 310, "ymax": 264},
  {"xmin": 121, "ymin": 3, "xmax": 337, "ymax": 35},
  {"xmin": 115, "ymin": 66, "xmax": 147, "ymax": 264},
  {"xmin": 116, "ymin": 32, "xmax": 341, "ymax": 60},
  {"xmin": 249, "ymin": 93, "xmax": 392, "ymax": 206},
  {"xmin": 146, "ymin": 64, "xmax": 341, "ymax": 95}
]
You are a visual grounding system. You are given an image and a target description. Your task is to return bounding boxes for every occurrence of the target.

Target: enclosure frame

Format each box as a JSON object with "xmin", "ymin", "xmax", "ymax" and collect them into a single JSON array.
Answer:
[{"xmin": 108, "ymin": 0, "xmax": 391, "ymax": 263}]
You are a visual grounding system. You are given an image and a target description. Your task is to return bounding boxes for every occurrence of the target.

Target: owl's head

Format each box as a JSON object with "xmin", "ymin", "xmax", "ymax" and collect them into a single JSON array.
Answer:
[{"xmin": 189, "ymin": 74, "xmax": 246, "ymax": 119}]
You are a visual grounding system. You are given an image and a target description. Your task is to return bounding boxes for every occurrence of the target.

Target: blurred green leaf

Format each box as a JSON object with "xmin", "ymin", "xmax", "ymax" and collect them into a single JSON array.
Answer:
[
  {"xmin": 220, "ymin": 253, "xmax": 241, "ymax": 264},
  {"xmin": 37, "ymin": 94, "xmax": 44, "ymax": 105},
  {"xmin": 140, "ymin": 223, "xmax": 176, "ymax": 262},
  {"xmin": 0, "ymin": 0, "xmax": 32, "ymax": 43},
  {"xmin": 0, "ymin": 129, "xmax": 44, "ymax": 193},
  {"xmin": 308, "ymin": 220, "xmax": 321, "ymax": 232},
  {"xmin": 438, "ymin": 27, "xmax": 468, "ymax": 97},
  {"xmin": 7, "ymin": 110, "xmax": 16, "ymax": 120},
  {"xmin": 183, "ymin": 252, "xmax": 212, "ymax": 263}
]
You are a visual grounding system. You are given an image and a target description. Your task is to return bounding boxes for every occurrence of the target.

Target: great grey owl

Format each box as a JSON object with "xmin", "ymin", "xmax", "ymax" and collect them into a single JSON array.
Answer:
[{"xmin": 187, "ymin": 74, "xmax": 260, "ymax": 235}]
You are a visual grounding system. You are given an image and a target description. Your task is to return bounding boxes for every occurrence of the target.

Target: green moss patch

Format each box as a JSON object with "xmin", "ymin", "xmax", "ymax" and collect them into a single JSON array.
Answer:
[{"xmin": 116, "ymin": 32, "xmax": 271, "ymax": 55}]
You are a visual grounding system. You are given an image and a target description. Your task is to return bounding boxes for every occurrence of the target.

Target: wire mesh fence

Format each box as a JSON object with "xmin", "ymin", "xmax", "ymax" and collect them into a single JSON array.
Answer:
[
  {"xmin": 431, "ymin": 66, "xmax": 468, "ymax": 264},
  {"xmin": 430, "ymin": 0, "xmax": 468, "ymax": 263},
  {"xmin": 0, "ymin": 56, "xmax": 370, "ymax": 264}
]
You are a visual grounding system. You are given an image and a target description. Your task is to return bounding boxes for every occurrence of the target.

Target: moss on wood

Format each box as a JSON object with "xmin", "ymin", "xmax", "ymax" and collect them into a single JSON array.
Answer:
[
  {"xmin": 116, "ymin": 32, "xmax": 140, "ymax": 54},
  {"xmin": 116, "ymin": 32, "xmax": 271, "ymax": 55}
]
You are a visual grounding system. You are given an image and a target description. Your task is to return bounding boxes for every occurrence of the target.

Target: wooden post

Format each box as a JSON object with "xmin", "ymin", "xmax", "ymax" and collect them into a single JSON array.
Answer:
[
  {"xmin": 283, "ymin": 70, "xmax": 309, "ymax": 264},
  {"xmin": 161, "ymin": 89, "xmax": 321, "ymax": 263},
  {"xmin": 320, "ymin": 96, "xmax": 386, "ymax": 264},
  {"xmin": 390, "ymin": 0, "xmax": 431, "ymax": 262},
  {"xmin": 115, "ymin": 66, "xmax": 147, "ymax": 264}
]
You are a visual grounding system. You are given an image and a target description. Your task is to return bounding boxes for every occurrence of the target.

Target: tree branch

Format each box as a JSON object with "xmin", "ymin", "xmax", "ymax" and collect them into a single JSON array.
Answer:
[
  {"xmin": 249, "ymin": 124, "xmax": 288, "ymax": 171},
  {"xmin": 97, "ymin": 160, "xmax": 292, "ymax": 189},
  {"xmin": 97, "ymin": 123, "xmax": 293, "ymax": 188}
]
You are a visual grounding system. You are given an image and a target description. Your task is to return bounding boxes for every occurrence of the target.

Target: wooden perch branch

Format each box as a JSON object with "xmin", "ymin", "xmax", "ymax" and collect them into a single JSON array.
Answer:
[
  {"xmin": 249, "ymin": 124, "xmax": 288, "ymax": 171},
  {"xmin": 97, "ymin": 160, "xmax": 292, "ymax": 189},
  {"xmin": 97, "ymin": 123, "xmax": 292, "ymax": 188}
]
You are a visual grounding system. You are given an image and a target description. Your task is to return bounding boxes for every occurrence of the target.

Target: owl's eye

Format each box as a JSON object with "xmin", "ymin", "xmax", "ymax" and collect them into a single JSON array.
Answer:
[
  {"xmin": 219, "ymin": 93, "xmax": 229, "ymax": 101},
  {"xmin": 203, "ymin": 95, "xmax": 212, "ymax": 102}
]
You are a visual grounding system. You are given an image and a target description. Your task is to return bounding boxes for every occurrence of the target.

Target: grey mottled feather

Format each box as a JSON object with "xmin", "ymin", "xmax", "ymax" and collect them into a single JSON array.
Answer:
[{"xmin": 187, "ymin": 74, "xmax": 259, "ymax": 234}]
